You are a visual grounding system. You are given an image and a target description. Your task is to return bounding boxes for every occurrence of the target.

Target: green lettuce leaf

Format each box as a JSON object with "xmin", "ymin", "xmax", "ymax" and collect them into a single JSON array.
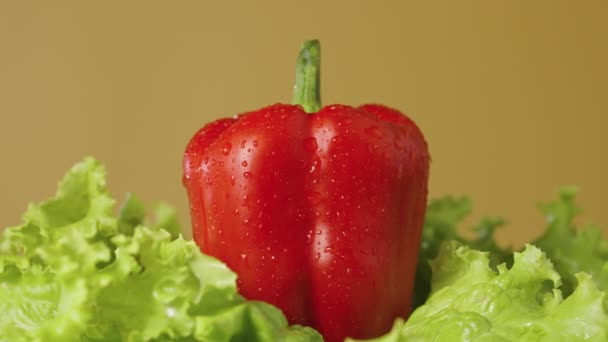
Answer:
[
  {"xmin": 413, "ymin": 196, "xmax": 511, "ymax": 308},
  {"xmin": 533, "ymin": 187, "xmax": 608, "ymax": 295},
  {"xmin": 353, "ymin": 241, "xmax": 608, "ymax": 341},
  {"xmin": 414, "ymin": 188, "xmax": 608, "ymax": 308},
  {"xmin": 0, "ymin": 158, "xmax": 322, "ymax": 342}
]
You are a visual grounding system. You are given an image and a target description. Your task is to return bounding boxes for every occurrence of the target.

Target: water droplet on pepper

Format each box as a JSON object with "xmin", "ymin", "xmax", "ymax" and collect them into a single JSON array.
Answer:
[{"xmin": 221, "ymin": 142, "xmax": 232, "ymax": 155}]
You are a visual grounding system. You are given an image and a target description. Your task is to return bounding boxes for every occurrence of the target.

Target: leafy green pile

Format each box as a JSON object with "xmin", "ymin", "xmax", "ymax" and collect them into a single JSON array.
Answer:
[
  {"xmin": 357, "ymin": 190, "xmax": 608, "ymax": 341},
  {"xmin": 354, "ymin": 243, "xmax": 608, "ymax": 341},
  {"xmin": 2, "ymin": 158, "xmax": 608, "ymax": 342},
  {"xmin": 0, "ymin": 158, "xmax": 321, "ymax": 342},
  {"xmin": 414, "ymin": 188, "xmax": 608, "ymax": 305}
]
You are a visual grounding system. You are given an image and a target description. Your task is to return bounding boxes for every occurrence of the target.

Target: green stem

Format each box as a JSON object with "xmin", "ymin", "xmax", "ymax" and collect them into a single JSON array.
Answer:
[{"xmin": 292, "ymin": 39, "xmax": 321, "ymax": 113}]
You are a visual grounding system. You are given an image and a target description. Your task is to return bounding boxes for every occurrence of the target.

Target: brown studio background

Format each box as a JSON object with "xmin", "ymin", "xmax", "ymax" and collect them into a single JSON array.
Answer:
[{"xmin": 1, "ymin": 1, "xmax": 607, "ymax": 247}]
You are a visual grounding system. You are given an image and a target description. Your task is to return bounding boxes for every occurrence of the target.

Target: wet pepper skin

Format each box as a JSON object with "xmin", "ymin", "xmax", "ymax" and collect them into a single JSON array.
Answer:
[{"xmin": 183, "ymin": 103, "xmax": 429, "ymax": 342}]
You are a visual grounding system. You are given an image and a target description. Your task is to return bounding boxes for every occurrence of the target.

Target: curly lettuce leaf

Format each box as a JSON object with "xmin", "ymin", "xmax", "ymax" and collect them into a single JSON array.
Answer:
[
  {"xmin": 354, "ymin": 241, "xmax": 608, "ymax": 341},
  {"xmin": 413, "ymin": 196, "xmax": 511, "ymax": 308},
  {"xmin": 533, "ymin": 187, "xmax": 608, "ymax": 295},
  {"xmin": 0, "ymin": 158, "xmax": 322, "ymax": 342},
  {"xmin": 415, "ymin": 188, "xmax": 608, "ymax": 309}
]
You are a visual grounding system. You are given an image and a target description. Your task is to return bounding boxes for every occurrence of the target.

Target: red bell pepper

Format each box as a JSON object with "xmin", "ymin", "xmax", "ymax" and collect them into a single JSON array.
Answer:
[{"xmin": 183, "ymin": 40, "xmax": 429, "ymax": 341}]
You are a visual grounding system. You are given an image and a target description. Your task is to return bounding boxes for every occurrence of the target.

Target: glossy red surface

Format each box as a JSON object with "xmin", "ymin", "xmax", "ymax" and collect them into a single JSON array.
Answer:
[{"xmin": 183, "ymin": 103, "xmax": 429, "ymax": 341}]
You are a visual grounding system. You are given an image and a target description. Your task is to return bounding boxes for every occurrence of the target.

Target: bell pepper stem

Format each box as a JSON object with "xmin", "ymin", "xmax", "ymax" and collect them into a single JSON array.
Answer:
[{"xmin": 293, "ymin": 39, "xmax": 321, "ymax": 113}]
